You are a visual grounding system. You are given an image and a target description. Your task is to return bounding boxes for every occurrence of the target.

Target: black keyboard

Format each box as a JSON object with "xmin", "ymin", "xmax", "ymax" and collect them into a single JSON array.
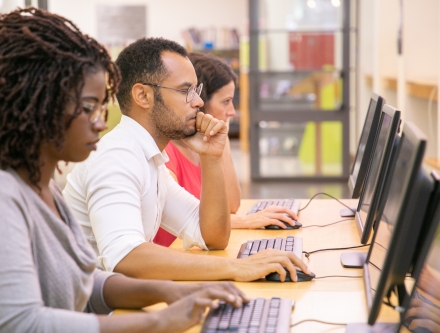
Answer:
[
  {"xmin": 237, "ymin": 237, "xmax": 314, "ymax": 282},
  {"xmin": 200, "ymin": 297, "xmax": 292, "ymax": 333},
  {"xmin": 247, "ymin": 199, "xmax": 300, "ymax": 215},
  {"xmin": 237, "ymin": 236, "xmax": 303, "ymax": 260}
]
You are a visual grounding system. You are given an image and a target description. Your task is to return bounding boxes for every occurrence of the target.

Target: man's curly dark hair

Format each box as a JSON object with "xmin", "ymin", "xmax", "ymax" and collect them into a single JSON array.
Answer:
[
  {"xmin": 115, "ymin": 37, "xmax": 188, "ymax": 114},
  {"xmin": 0, "ymin": 7, "xmax": 120, "ymax": 187}
]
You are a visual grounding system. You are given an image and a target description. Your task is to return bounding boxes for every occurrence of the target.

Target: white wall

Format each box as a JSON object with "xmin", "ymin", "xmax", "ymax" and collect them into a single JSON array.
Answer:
[
  {"xmin": 357, "ymin": 0, "xmax": 375, "ymax": 140},
  {"xmin": 49, "ymin": 0, "xmax": 247, "ymax": 46},
  {"xmin": 358, "ymin": 0, "xmax": 440, "ymax": 160},
  {"xmin": 0, "ymin": 0, "xmax": 25, "ymax": 12}
]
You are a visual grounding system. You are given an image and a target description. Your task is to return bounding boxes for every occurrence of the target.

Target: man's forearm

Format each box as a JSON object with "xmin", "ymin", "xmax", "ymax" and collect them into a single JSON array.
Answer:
[
  {"xmin": 113, "ymin": 242, "xmax": 235, "ymax": 280},
  {"xmin": 199, "ymin": 154, "xmax": 230, "ymax": 249}
]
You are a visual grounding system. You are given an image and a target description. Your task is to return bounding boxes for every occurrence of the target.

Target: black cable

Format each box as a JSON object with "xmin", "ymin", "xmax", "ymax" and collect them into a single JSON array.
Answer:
[
  {"xmin": 298, "ymin": 192, "xmax": 356, "ymax": 213},
  {"xmin": 303, "ymin": 244, "xmax": 370, "ymax": 258},
  {"xmin": 301, "ymin": 218, "xmax": 353, "ymax": 228},
  {"xmin": 291, "ymin": 319, "xmax": 347, "ymax": 327},
  {"xmin": 314, "ymin": 275, "xmax": 362, "ymax": 279}
]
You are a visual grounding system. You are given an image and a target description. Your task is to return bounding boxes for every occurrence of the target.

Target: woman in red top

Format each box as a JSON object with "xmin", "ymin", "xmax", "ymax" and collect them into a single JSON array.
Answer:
[{"xmin": 153, "ymin": 53, "xmax": 299, "ymax": 247}]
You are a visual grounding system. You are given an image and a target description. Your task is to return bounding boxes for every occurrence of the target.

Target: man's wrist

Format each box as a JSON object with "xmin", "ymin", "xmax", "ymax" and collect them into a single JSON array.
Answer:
[
  {"xmin": 223, "ymin": 258, "xmax": 241, "ymax": 281},
  {"xmin": 231, "ymin": 214, "xmax": 246, "ymax": 229}
]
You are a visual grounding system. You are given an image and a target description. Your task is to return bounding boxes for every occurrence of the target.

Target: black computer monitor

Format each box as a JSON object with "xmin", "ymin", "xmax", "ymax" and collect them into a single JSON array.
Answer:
[
  {"xmin": 355, "ymin": 105, "xmax": 401, "ymax": 244},
  {"xmin": 397, "ymin": 175, "xmax": 440, "ymax": 332},
  {"xmin": 348, "ymin": 93, "xmax": 385, "ymax": 198},
  {"xmin": 345, "ymin": 171, "xmax": 440, "ymax": 332},
  {"xmin": 408, "ymin": 170, "xmax": 440, "ymax": 280},
  {"xmin": 363, "ymin": 122, "xmax": 434, "ymax": 325}
]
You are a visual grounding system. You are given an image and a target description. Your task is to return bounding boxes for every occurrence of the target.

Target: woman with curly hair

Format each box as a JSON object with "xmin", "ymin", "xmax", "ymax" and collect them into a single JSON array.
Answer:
[{"xmin": 0, "ymin": 8, "xmax": 246, "ymax": 333}]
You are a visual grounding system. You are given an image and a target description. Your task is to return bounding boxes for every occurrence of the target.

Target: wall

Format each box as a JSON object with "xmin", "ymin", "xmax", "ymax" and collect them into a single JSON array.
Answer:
[
  {"xmin": 0, "ymin": 1, "xmax": 247, "ymax": 46},
  {"xmin": 49, "ymin": 0, "xmax": 247, "ymax": 46},
  {"xmin": 0, "ymin": 0, "xmax": 25, "ymax": 12},
  {"xmin": 357, "ymin": 0, "xmax": 439, "ymax": 160}
]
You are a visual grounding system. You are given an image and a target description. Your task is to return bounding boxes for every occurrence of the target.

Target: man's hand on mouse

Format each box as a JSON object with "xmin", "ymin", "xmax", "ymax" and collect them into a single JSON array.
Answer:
[{"xmin": 232, "ymin": 249, "xmax": 312, "ymax": 282}]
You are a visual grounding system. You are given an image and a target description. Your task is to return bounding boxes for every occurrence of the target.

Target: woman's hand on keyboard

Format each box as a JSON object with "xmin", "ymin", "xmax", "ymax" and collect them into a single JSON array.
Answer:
[
  {"xmin": 154, "ymin": 285, "xmax": 249, "ymax": 333},
  {"xmin": 231, "ymin": 205, "xmax": 299, "ymax": 229},
  {"xmin": 162, "ymin": 281, "xmax": 250, "ymax": 305},
  {"xmin": 232, "ymin": 249, "xmax": 311, "ymax": 282}
]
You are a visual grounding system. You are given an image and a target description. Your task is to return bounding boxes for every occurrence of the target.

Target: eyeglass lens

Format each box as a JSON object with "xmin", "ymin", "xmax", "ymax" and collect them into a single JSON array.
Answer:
[
  {"xmin": 83, "ymin": 102, "xmax": 107, "ymax": 123},
  {"xmin": 186, "ymin": 84, "xmax": 203, "ymax": 103}
]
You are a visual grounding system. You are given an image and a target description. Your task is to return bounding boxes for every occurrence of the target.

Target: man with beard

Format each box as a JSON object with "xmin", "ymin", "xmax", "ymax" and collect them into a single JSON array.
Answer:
[{"xmin": 63, "ymin": 37, "xmax": 310, "ymax": 281}]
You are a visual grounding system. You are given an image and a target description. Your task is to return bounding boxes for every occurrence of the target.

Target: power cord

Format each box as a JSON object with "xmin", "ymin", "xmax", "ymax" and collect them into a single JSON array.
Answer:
[
  {"xmin": 303, "ymin": 244, "xmax": 370, "ymax": 258},
  {"xmin": 298, "ymin": 192, "xmax": 356, "ymax": 213},
  {"xmin": 302, "ymin": 218, "xmax": 353, "ymax": 228},
  {"xmin": 383, "ymin": 299, "xmax": 405, "ymax": 313},
  {"xmin": 291, "ymin": 319, "xmax": 347, "ymax": 327}
]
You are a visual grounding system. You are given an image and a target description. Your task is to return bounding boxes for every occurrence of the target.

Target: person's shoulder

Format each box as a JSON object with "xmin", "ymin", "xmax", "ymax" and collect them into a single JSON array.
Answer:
[
  {"xmin": 75, "ymin": 127, "xmax": 143, "ymax": 172},
  {"xmin": 0, "ymin": 169, "xmax": 21, "ymax": 191},
  {"xmin": 99, "ymin": 124, "xmax": 139, "ymax": 151},
  {"xmin": 0, "ymin": 170, "xmax": 27, "ymax": 205}
]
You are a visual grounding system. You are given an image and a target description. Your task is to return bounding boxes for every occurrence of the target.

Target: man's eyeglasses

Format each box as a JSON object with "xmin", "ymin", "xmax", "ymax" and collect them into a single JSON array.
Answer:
[
  {"xmin": 81, "ymin": 101, "xmax": 107, "ymax": 123},
  {"xmin": 143, "ymin": 83, "xmax": 203, "ymax": 103}
]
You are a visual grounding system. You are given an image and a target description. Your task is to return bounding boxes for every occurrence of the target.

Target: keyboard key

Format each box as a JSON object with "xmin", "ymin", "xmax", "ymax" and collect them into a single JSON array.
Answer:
[
  {"xmin": 260, "ymin": 239, "xmax": 268, "ymax": 251},
  {"xmin": 250, "ymin": 240, "xmax": 260, "ymax": 255},
  {"xmin": 274, "ymin": 237, "xmax": 282, "ymax": 250},
  {"xmin": 267, "ymin": 238, "xmax": 275, "ymax": 249},
  {"xmin": 281, "ymin": 238, "xmax": 287, "ymax": 251}
]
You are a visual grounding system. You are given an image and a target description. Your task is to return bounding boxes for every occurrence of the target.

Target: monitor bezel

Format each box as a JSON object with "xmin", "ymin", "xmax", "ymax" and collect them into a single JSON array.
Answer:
[
  {"xmin": 363, "ymin": 122, "xmax": 432, "ymax": 325},
  {"xmin": 409, "ymin": 170, "xmax": 440, "ymax": 279},
  {"xmin": 348, "ymin": 93, "xmax": 385, "ymax": 199},
  {"xmin": 354, "ymin": 104, "xmax": 401, "ymax": 243},
  {"xmin": 397, "ymin": 171, "xmax": 440, "ymax": 331}
]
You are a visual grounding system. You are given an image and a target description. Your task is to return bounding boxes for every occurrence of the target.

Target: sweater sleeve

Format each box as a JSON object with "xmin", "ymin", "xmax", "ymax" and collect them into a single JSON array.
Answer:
[
  {"xmin": 85, "ymin": 270, "xmax": 118, "ymax": 314},
  {"xmin": 0, "ymin": 185, "xmax": 100, "ymax": 333}
]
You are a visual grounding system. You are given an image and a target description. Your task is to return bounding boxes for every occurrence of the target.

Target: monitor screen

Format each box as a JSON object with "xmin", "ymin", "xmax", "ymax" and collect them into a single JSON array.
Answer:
[
  {"xmin": 364, "ymin": 122, "xmax": 433, "ymax": 325},
  {"xmin": 348, "ymin": 93, "xmax": 385, "ymax": 198},
  {"xmin": 398, "ymin": 205, "xmax": 440, "ymax": 333},
  {"xmin": 354, "ymin": 105, "xmax": 400, "ymax": 243}
]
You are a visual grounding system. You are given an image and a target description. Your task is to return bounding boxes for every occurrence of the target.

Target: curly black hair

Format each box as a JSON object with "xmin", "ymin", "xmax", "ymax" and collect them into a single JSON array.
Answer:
[
  {"xmin": 0, "ymin": 7, "xmax": 120, "ymax": 187},
  {"xmin": 188, "ymin": 52, "xmax": 237, "ymax": 110},
  {"xmin": 115, "ymin": 37, "xmax": 188, "ymax": 114}
]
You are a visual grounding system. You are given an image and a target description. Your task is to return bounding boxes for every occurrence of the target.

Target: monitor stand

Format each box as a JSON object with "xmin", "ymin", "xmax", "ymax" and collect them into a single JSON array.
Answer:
[
  {"xmin": 346, "ymin": 285, "xmax": 405, "ymax": 332},
  {"xmin": 340, "ymin": 207, "xmax": 356, "ymax": 217},
  {"xmin": 340, "ymin": 252, "xmax": 367, "ymax": 268},
  {"xmin": 346, "ymin": 323, "xmax": 397, "ymax": 333}
]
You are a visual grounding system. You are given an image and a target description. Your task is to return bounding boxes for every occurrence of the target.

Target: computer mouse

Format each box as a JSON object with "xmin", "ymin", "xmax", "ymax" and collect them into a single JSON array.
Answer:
[
  {"xmin": 266, "ymin": 268, "xmax": 315, "ymax": 282},
  {"xmin": 264, "ymin": 220, "xmax": 302, "ymax": 230}
]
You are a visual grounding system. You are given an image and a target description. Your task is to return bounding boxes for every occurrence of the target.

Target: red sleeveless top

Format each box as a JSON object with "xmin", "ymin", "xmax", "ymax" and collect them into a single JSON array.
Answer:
[{"xmin": 153, "ymin": 142, "xmax": 201, "ymax": 247}]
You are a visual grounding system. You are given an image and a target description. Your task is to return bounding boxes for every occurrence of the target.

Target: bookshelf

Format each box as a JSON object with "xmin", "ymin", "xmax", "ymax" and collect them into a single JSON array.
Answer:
[{"xmin": 247, "ymin": 0, "xmax": 354, "ymax": 180}]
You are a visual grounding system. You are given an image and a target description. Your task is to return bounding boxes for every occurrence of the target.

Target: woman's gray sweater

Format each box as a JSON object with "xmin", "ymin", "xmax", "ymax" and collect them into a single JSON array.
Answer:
[{"xmin": 0, "ymin": 169, "xmax": 114, "ymax": 333}]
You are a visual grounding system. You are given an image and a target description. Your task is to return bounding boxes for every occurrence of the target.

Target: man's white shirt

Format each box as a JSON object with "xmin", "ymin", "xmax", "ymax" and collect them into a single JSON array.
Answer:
[{"xmin": 63, "ymin": 115, "xmax": 207, "ymax": 272}]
